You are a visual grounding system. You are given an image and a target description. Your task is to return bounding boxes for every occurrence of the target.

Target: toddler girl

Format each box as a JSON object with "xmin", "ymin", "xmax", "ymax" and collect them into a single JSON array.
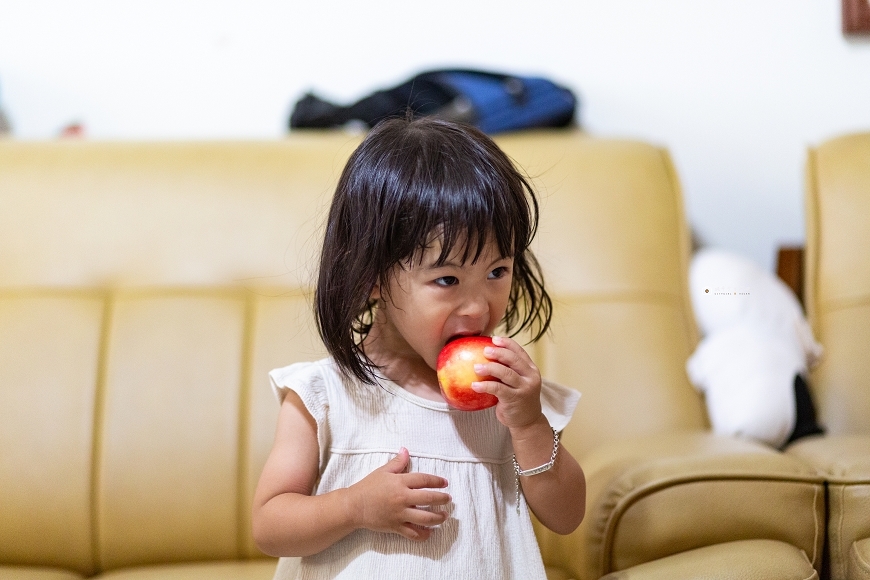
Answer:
[{"xmin": 252, "ymin": 117, "xmax": 585, "ymax": 579}]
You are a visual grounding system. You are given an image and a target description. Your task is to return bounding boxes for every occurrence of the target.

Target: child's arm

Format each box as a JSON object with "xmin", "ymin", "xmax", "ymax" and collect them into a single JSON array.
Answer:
[
  {"xmin": 252, "ymin": 389, "xmax": 452, "ymax": 557},
  {"xmin": 508, "ymin": 411, "xmax": 586, "ymax": 535},
  {"xmin": 472, "ymin": 336, "xmax": 586, "ymax": 535}
]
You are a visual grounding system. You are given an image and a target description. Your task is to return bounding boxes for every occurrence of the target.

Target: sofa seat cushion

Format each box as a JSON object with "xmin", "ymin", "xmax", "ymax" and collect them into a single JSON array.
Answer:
[
  {"xmin": 0, "ymin": 567, "xmax": 85, "ymax": 580},
  {"xmin": 786, "ymin": 434, "xmax": 870, "ymax": 580},
  {"xmin": 786, "ymin": 434, "xmax": 870, "ymax": 481},
  {"xmin": 851, "ymin": 538, "xmax": 870, "ymax": 580},
  {"xmin": 544, "ymin": 566, "xmax": 573, "ymax": 580},
  {"xmin": 597, "ymin": 539, "xmax": 817, "ymax": 579},
  {"xmin": 94, "ymin": 560, "xmax": 277, "ymax": 580}
]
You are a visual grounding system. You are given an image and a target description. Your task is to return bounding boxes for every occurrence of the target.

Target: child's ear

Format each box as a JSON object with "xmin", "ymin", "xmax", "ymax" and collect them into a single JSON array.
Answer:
[{"xmin": 370, "ymin": 283, "xmax": 380, "ymax": 301}]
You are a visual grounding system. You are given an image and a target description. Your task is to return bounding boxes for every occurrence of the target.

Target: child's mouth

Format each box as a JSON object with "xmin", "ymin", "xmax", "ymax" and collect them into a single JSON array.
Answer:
[{"xmin": 445, "ymin": 333, "xmax": 482, "ymax": 345}]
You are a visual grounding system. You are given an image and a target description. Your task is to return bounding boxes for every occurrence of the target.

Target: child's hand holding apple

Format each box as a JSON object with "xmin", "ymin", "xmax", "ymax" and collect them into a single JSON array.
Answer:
[{"xmin": 437, "ymin": 335, "xmax": 544, "ymax": 430}]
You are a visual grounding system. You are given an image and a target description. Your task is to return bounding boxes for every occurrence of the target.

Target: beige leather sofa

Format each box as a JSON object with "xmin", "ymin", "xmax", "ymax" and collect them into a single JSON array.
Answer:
[
  {"xmin": 1, "ymin": 132, "xmax": 822, "ymax": 579},
  {"xmin": 786, "ymin": 132, "xmax": 870, "ymax": 580}
]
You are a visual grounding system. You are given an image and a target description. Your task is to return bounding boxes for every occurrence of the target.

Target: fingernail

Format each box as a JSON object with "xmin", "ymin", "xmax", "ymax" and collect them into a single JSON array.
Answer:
[
  {"xmin": 474, "ymin": 363, "xmax": 485, "ymax": 373},
  {"xmin": 491, "ymin": 336, "xmax": 502, "ymax": 345},
  {"xmin": 483, "ymin": 347, "xmax": 495, "ymax": 356},
  {"xmin": 471, "ymin": 382, "xmax": 482, "ymax": 392}
]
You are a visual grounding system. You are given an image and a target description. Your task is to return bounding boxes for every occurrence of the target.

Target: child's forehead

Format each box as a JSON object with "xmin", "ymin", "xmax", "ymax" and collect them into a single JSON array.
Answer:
[{"xmin": 414, "ymin": 230, "xmax": 503, "ymax": 267}]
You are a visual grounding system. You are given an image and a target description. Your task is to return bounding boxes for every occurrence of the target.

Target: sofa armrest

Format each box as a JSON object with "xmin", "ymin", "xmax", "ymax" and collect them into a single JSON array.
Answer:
[{"xmin": 535, "ymin": 432, "xmax": 825, "ymax": 580}]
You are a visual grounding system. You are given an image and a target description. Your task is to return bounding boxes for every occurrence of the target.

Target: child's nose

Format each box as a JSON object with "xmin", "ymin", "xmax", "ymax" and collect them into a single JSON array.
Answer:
[{"xmin": 457, "ymin": 293, "xmax": 487, "ymax": 318}]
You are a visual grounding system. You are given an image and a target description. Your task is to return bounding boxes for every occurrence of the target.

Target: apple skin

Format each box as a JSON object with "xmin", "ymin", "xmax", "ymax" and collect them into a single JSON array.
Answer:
[{"xmin": 436, "ymin": 336, "xmax": 499, "ymax": 411}]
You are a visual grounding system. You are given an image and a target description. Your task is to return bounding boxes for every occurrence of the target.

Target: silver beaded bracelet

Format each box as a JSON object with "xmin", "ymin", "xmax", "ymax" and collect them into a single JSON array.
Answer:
[{"xmin": 512, "ymin": 427, "xmax": 560, "ymax": 513}]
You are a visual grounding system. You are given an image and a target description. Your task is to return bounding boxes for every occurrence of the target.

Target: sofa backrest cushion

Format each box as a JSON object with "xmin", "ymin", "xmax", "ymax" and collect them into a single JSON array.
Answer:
[
  {"xmin": 805, "ymin": 132, "xmax": 870, "ymax": 435},
  {"xmin": 0, "ymin": 133, "xmax": 702, "ymax": 573},
  {"xmin": 496, "ymin": 134, "xmax": 704, "ymax": 455}
]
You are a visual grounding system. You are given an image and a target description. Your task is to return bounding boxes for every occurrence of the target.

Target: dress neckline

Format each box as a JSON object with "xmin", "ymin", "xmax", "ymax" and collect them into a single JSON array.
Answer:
[{"xmin": 372, "ymin": 372, "xmax": 454, "ymax": 412}]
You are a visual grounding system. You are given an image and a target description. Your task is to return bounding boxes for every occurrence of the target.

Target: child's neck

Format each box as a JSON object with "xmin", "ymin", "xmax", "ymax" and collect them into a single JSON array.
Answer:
[
  {"xmin": 363, "ymin": 327, "xmax": 444, "ymax": 403},
  {"xmin": 378, "ymin": 357, "xmax": 444, "ymax": 402}
]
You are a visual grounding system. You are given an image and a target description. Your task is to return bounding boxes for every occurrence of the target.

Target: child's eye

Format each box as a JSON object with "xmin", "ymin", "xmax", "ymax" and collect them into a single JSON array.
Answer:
[
  {"xmin": 489, "ymin": 267, "xmax": 509, "ymax": 279},
  {"xmin": 435, "ymin": 276, "xmax": 459, "ymax": 287}
]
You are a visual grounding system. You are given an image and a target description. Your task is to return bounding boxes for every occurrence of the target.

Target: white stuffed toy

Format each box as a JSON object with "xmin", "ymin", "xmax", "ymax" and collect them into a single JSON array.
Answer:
[{"xmin": 686, "ymin": 248, "xmax": 823, "ymax": 448}]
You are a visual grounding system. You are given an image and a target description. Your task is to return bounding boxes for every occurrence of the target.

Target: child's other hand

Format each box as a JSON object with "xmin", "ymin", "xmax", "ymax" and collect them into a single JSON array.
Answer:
[
  {"xmin": 471, "ymin": 335, "xmax": 543, "ymax": 430},
  {"xmin": 346, "ymin": 447, "xmax": 451, "ymax": 541}
]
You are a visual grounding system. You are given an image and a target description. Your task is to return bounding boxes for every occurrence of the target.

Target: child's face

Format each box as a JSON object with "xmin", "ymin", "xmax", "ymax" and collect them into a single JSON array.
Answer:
[{"xmin": 372, "ymin": 235, "xmax": 513, "ymax": 372}]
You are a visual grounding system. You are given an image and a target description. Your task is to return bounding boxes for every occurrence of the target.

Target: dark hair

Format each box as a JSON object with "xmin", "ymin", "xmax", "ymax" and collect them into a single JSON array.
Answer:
[{"xmin": 315, "ymin": 117, "xmax": 551, "ymax": 384}]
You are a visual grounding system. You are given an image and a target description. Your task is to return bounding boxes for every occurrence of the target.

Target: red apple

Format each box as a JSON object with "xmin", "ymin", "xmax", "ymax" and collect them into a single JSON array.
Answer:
[{"xmin": 436, "ymin": 336, "xmax": 499, "ymax": 411}]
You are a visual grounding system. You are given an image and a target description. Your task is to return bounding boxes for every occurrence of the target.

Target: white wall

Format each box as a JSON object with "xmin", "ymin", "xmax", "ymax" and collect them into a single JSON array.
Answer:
[{"xmin": 2, "ymin": 0, "xmax": 869, "ymax": 271}]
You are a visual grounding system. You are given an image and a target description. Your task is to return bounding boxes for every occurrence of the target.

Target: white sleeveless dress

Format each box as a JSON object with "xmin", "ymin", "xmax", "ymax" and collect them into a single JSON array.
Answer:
[{"xmin": 269, "ymin": 358, "xmax": 580, "ymax": 580}]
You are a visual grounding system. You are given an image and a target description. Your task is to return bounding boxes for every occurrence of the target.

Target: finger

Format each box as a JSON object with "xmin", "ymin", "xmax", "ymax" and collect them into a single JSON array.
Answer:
[
  {"xmin": 489, "ymin": 338, "xmax": 540, "ymax": 381},
  {"xmin": 404, "ymin": 507, "xmax": 449, "ymax": 528},
  {"xmin": 470, "ymin": 377, "xmax": 502, "ymax": 396},
  {"xmin": 407, "ymin": 488, "xmax": 452, "ymax": 507},
  {"xmin": 401, "ymin": 472, "xmax": 449, "ymax": 490},
  {"xmin": 474, "ymin": 362, "xmax": 521, "ymax": 389},
  {"xmin": 491, "ymin": 335, "xmax": 533, "ymax": 364},
  {"xmin": 398, "ymin": 523, "xmax": 432, "ymax": 542},
  {"xmin": 484, "ymin": 342, "xmax": 530, "ymax": 373},
  {"xmin": 382, "ymin": 447, "xmax": 410, "ymax": 474}
]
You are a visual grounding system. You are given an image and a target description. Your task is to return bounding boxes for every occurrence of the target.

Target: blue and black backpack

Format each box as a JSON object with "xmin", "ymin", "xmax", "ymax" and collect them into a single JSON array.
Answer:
[{"xmin": 290, "ymin": 68, "xmax": 578, "ymax": 134}]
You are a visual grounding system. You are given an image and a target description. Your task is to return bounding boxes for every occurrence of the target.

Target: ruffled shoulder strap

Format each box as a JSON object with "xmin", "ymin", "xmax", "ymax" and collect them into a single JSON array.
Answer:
[
  {"xmin": 269, "ymin": 359, "xmax": 335, "ymax": 469},
  {"xmin": 540, "ymin": 379, "xmax": 581, "ymax": 433},
  {"xmin": 269, "ymin": 360, "xmax": 330, "ymax": 417}
]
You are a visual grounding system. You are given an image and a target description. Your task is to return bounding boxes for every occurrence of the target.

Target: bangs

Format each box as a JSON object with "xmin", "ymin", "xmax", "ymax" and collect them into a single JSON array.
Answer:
[{"xmin": 376, "ymin": 123, "xmax": 536, "ymax": 270}]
